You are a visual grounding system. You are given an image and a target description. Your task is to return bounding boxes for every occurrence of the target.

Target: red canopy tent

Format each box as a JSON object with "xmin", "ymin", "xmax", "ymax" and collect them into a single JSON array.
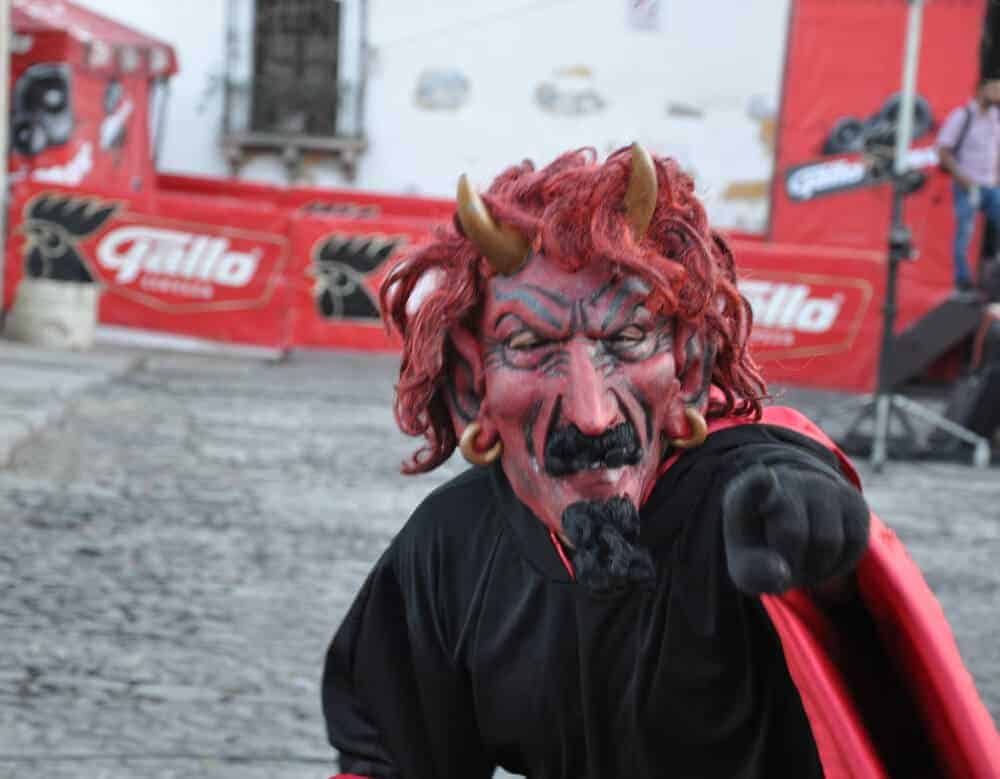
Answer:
[
  {"xmin": 7, "ymin": 0, "xmax": 177, "ymax": 198},
  {"xmin": 10, "ymin": 0, "xmax": 178, "ymax": 78}
]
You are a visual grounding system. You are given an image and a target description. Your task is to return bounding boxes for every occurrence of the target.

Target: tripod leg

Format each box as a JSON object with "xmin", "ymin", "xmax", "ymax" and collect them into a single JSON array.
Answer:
[
  {"xmin": 891, "ymin": 401, "xmax": 921, "ymax": 452},
  {"xmin": 872, "ymin": 393, "xmax": 892, "ymax": 472}
]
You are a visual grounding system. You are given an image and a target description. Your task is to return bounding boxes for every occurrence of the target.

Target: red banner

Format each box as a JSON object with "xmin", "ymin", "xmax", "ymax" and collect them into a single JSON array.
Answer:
[
  {"xmin": 286, "ymin": 214, "xmax": 434, "ymax": 351},
  {"xmin": 769, "ymin": 0, "xmax": 985, "ymax": 343},
  {"xmin": 3, "ymin": 181, "xmax": 448, "ymax": 351},
  {"xmin": 5, "ymin": 184, "xmax": 292, "ymax": 348},
  {"xmin": 734, "ymin": 241, "xmax": 885, "ymax": 392}
]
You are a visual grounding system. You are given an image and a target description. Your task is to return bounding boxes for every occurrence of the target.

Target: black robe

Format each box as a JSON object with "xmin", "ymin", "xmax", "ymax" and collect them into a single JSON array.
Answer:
[{"xmin": 322, "ymin": 425, "xmax": 848, "ymax": 779}]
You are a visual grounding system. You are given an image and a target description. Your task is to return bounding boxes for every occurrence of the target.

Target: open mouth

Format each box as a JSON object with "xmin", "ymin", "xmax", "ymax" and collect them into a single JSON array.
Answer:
[{"xmin": 564, "ymin": 465, "xmax": 628, "ymax": 496}]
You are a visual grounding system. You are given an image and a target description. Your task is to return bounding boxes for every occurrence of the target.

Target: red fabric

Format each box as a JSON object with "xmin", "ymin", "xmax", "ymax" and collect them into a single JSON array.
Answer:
[
  {"xmin": 3, "ymin": 182, "xmax": 293, "ymax": 349},
  {"xmin": 761, "ymin": 592, "xmax": 888, "ymax": 778},
  {"xmin": 732, "ymin": 240, "xmax": 886, "ymax": 393},
  {"xmin": 3, "ymin": 180, "xmax": 440, "ymax": 351},
  {"xmin": 757, "ymin": 407, "xmax": 1000, "ymax": 778},
  {"xmin": 549, "ymin": 529, "xmax": 575, "ymax": 580},
  {"xmin": 855, "ymin": 520, "xmax": 1000, "ymax": 778},
  {"xmin": 157, "ymin": 173, "xmax": 454, "ymax": 222}
]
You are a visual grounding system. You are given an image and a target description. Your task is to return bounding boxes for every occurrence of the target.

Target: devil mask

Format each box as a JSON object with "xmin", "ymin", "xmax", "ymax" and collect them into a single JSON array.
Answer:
[{"xmin": 382, "ymin": 145, "xmax": 766, "ymax": 588}]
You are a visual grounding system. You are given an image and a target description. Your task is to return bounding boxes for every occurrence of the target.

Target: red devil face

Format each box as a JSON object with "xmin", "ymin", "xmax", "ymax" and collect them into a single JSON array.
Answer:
[{"xmin": 454, "ymin": 251, "xmax": 705, "ymax": 537}]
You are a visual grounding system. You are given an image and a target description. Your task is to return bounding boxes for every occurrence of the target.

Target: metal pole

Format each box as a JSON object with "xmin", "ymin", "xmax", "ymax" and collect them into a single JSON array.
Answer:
[
  {"xmin": 0, "ymin": 0, "xmax": 11, "ymax": 323},
  {"xmin": 152, "ymin": 79, "xmax": 171, "ymax": 167},
  {"xmin": 872, "ymin": 0, "xmax": 925, "ymax": 472},
  {"xmin": 893, "ymin": 0, "xmax": 924, "ymax": 177}
]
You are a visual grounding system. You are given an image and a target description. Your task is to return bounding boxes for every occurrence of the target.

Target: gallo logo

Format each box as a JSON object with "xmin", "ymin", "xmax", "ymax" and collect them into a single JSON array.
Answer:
[
  {"xmin": 737, "ymin": 275, "xmax": 872, "ymax": 359},
  {"xmin": 98, "ymin": 226, "xmax": 260, "ymax": 290},
  {"xmin": 740, "ymin": 281, "xmax": 843, "ymax": 334},
  {"xmin": 785, "ymin": 159, "xmax": 868, "ymax": 202},
  {"xmin": 87, "ymin": 218, "xmax": 286, "ymax": 312},
  {"xmin": 784, "ymin": 145, "xmax": 939, "ymax": 202}
]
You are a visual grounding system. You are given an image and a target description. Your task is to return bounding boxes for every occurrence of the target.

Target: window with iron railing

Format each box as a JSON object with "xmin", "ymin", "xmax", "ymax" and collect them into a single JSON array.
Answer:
[{"xmin": 222, "ymin": 0, "xmax": 366, "ymax": 180}]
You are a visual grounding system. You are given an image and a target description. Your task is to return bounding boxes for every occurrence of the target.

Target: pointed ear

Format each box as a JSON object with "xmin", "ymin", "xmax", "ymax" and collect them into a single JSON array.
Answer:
[
  {"xmin": 444, "ymin": 325, "xmax": 486, "ymax": 435},
  {"xmin": 674, "ymin": 322, "xmax": 715, "ymax": 408}
]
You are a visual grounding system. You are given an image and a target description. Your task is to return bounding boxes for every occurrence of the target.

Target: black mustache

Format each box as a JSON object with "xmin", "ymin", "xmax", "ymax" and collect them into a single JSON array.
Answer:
[{"xmin": 544, "ymin": 421, "xmax": 641, "ymax": 477}]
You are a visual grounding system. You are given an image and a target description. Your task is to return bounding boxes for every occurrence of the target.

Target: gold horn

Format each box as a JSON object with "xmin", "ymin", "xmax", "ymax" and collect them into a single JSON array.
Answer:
[
  {"xmin": 622, "ymin": 142, "xmax": 658, "ymax": 241},
  {"xmin": 456, "ymin": 174, "xmax": 531, "ymax": 275}
]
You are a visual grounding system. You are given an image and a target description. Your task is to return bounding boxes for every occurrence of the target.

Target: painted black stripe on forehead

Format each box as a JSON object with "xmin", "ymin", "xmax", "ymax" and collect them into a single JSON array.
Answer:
[
  {"xmin": 492, "ymin": 286, "xmax": 570, "ymax": 330},
  {"xmin": 589, "ymin": 278, "xmax": 617, "ymax": 304},
  {"xmin": 601, "ymin": 277, "xmax": 651, "ymax": 330},
  {"xmin": 493, "ymin": 283, "xmax": 572, "ymax": 309}
]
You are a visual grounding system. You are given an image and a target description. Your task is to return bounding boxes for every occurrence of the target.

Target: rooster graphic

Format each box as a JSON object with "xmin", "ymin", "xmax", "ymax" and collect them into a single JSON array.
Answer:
[
  {"xmin": 308, "ymin": 234, "xmax": 404, "ymax": 319},
  {"xmin": 20, "ymin": 193, "xmax": 118, "ymax": 282}
]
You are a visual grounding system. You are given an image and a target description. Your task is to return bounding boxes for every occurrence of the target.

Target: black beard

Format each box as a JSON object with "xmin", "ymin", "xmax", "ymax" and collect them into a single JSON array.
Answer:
[
  {"xmin": 561, "ymin": 497, "xmax": 655, "ymax": 594},
  {"xmin": 544, "ymin": 421, "xmax": 642, "ymax": 477}
]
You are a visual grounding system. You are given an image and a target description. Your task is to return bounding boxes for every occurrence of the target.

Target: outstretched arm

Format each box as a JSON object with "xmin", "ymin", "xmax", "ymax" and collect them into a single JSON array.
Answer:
[{"xmin": 721, "ymin": 445, "xmax": 870, "ymax": 600}]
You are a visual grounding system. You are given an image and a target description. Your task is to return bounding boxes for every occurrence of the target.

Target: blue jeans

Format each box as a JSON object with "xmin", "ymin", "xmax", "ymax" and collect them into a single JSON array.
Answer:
[{"xmin": 953, "ymin": 181, "xmax": 1000, "ymax": 286}]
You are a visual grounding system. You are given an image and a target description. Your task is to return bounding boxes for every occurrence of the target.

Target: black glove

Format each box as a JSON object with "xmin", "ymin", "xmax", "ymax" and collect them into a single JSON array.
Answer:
[{"xmin": 722, "ymin": 463, "xmax": 870, "ymax": 595}]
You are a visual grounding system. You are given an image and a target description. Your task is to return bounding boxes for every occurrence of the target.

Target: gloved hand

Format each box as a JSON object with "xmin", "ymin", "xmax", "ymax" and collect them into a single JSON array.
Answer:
[{"xmin": 722, "ymin": 463, "xmax": 870, "ymax": 595}]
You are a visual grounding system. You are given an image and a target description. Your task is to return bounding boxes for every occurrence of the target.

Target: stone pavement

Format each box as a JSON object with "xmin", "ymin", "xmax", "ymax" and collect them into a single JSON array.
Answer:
[
  {"xmin": 0, "ymin": 342, "xmax": 138, "ymax": 467},
  {"xmin": 0, "ymin": 346, "xmax": 997, "ymax": 779}
]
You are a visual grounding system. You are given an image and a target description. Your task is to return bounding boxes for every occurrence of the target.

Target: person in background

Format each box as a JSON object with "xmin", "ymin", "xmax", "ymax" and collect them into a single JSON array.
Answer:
[{"xmin": 937, "ymin": 77, "xmax": 1000, "ymax": 294}]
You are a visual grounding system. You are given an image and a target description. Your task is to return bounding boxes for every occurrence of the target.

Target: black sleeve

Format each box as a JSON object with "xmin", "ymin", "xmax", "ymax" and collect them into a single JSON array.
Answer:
[
  {"xmin": 322, "ymin": 530, "xmax": 496, "ymax": 779},
  {"xmin": 322, "ymin": 552, "xmax": 405, "ymax": 778}
]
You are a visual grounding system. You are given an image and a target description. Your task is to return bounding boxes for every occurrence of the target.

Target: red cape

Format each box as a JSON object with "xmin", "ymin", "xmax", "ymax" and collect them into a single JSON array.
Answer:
[{"xmin": 757, "ymin": 407, "xmax": 1000, "ymax": 778}]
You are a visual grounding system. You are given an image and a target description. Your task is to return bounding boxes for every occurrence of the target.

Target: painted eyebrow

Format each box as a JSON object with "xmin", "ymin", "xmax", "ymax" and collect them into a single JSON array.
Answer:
[
  {"xmin": 492, "ymin": 288, "xmax": 568, "ymax": 329},
  {"xmin": 494, "ymin": 284, "xmax": 572, "ymax": 308},
  {"xmin": 600, "ymin": 279, "xmax": 650, "ymax": 330},
  {"xmin": 589, "ymin": 278, "xmax": 616, "ymax": 304}
]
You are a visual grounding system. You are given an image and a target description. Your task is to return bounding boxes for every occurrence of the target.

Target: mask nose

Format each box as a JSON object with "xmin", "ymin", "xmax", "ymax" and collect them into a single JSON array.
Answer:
[{"xmin": 562, "ymin": 341, "xmax": 618, "ymax": 436}]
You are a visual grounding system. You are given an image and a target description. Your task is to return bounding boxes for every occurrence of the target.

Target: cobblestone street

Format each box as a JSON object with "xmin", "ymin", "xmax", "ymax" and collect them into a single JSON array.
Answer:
[{"xmin": 1, "ymin": 349, "xmax": 998, "ymax": 778}]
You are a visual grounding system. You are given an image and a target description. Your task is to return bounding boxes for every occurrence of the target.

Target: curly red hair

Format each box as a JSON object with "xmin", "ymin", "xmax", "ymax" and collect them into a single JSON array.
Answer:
[{"xmin": 381, "ymin": 146, "xmax": 766, "ymax": 474}]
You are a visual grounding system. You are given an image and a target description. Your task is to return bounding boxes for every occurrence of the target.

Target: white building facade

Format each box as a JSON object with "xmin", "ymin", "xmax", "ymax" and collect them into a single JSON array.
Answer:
[{"xmin": 73, "ymin": 0, "xmax": 791, "ymax": 233}]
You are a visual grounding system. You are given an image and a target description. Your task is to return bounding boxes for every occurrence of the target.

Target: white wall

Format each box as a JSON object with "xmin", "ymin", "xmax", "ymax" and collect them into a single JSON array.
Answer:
[
  {"xmin": 70, "ymin": 0, "xmax": 790, "ymax": 231},
  {"xmin": 363, "ymin": 0, "xmax": 790, "ymax": 230}
]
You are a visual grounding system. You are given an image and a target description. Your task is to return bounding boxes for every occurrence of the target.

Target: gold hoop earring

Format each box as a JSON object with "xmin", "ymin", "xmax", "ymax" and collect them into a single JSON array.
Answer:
[
  {"xmin": 669, "ymin": 407, "xmax": 707, "ymax": 450},
  {"xmin": 459, "ymin": 421, "xmax": 502, "ymax": 465}
]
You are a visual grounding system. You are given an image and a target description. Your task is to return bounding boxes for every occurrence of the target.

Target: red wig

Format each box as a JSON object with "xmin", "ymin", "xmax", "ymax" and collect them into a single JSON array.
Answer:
[{"xmin": 381, "ymin": 146, "xmax": 767, "ymax": 474}]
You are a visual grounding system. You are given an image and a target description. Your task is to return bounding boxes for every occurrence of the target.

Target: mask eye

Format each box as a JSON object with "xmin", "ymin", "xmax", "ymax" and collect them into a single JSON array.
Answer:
[
  {"xmin": 507, "ymin": 330, "xmax": 548, "ymax": 350},
  {"xmin": 604, "ymin": 324, "xmax": 659, "ymax": 361},
  {"xmin": 609, "ymin": 325, "xmax": 646, "ymax": 344}
]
